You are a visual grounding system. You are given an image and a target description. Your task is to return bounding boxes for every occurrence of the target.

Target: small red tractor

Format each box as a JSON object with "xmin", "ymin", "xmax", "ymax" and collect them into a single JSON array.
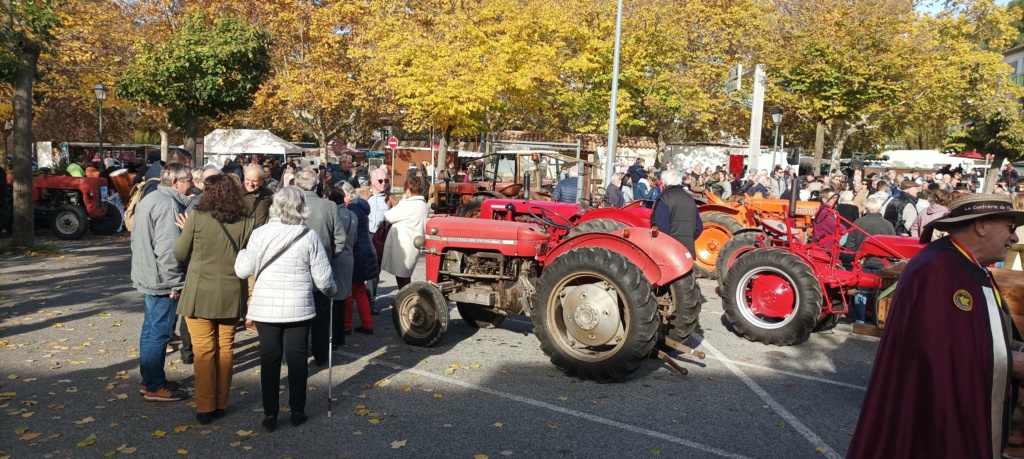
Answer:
[
  {"xmin": 3, "ymin": 173, "xmax": 120, "ymax": 239},
  {"xmin": 694, "ymin": 191, "xmax": 819, "ymax": 280},
  {"xmin": 718, "ymin": 189, "xmax": 924, "ymax": 345},
  {"xmin": 390, "ymin": 208, "xmax": 704, "ymax": 382}
]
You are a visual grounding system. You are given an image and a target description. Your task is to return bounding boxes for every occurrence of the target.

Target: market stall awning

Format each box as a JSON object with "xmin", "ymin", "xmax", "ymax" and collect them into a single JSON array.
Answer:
[{"xmin": 203, "ymin": 129, "xmax": 302, "ymax": 155}]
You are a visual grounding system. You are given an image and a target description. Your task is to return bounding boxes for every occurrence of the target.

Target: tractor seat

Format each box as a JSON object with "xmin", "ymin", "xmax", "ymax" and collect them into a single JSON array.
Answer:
[
  {"xmin": 761, "ymin": 218, "xmax": 801, "ymax": 239},
  {"xmin": 498, "ymin": 184, "xmax": 524, "ymax": 198}
]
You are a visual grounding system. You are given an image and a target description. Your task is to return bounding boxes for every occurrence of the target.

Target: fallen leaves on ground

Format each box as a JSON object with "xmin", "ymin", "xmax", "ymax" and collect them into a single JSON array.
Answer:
[
  {"xmin": 77, "ymin": 433, "xmax": 97, "ymax": 447},
  {"xmin": 19, "ymin": 432, "xmax": 41, "ymax": 441},
  {"xmin": 152, "ymin": 430, "xmax": 166, "ymax": 438},
  {"xmin": 493, "ymin": 422, "xmax": 503, "ymax": 428},
  {"xmin": 391, "ymin": 440, "xmax": 407, "ymax": 449}
]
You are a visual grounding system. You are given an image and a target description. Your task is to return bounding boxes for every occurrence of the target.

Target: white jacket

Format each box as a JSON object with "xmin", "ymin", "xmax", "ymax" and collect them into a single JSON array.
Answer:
[
  {"xmin": 382, "ymin": 195, "xmax": 429, "ymax": 278},
  {"xmin": 235, "ymin": 221, "xmax": 337, "ymax": 323}
]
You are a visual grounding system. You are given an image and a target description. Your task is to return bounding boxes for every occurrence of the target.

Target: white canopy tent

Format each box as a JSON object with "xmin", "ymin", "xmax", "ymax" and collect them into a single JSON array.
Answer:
[
  {"xmin": 203, "ymin": 129, "xmax": 302, "ymax": 167},
  {"xmin": 882, "ymin": 150, "xmax": 978, "ymax": 170}
]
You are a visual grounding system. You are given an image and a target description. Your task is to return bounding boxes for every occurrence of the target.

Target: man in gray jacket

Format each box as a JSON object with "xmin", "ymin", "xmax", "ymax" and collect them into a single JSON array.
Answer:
[
  {"xmin": 131, "ymin": 163, "xmax": 194, "ymax": 402},
  {"xmin": 295, "ymin": 169, "xmax": 346, "ymax": 366}
]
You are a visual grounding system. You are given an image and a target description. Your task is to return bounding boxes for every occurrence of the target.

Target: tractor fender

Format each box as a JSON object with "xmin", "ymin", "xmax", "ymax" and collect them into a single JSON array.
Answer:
[
  {"xmin": 545, "ymin": 227, "xmax": 693, "ymax": 287},
  {"xmin": 472, "ymin": 190, "xmax": 506, "ymax": 201},
  {"xmin": 577, "ymin": 207, "xmax": 649, "ymax": 227}
]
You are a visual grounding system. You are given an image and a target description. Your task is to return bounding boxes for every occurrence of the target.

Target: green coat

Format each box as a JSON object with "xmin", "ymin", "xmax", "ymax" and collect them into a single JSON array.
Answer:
[{"xmin": 174, "ymin": 211, "xmax": 255, "ymax": 319}]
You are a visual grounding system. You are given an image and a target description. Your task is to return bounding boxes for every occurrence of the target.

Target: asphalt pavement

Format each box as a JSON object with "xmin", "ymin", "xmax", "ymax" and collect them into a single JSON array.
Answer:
[{"xmin": 0, "ymin": 232, "xmax": 879, "ymax": 458}]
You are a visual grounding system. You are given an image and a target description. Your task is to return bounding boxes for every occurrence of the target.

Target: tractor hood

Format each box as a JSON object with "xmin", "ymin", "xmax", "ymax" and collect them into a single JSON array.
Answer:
[{"xmin": 424, "ymin": 215, "xmax": 549, "ymax": 256}]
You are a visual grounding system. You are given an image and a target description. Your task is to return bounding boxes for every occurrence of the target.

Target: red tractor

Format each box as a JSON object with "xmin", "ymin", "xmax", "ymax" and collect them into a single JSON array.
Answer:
[
  {"xmin": 3, "ymin": 173, "xmax": 120, "ymax": 239},
  {"xmin": 719, "ymin": 192, "xmax": 924, "ymax": 345},
  {"xmin": 390, "ymin": 208, "xmax": 703, "ymax": 382}
]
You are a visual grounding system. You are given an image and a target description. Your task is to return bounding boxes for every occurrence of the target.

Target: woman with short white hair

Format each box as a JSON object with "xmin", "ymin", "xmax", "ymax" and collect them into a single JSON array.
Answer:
[{"xmin": 235, "ymin": 186, "xmax": 337, "ymax": 433}]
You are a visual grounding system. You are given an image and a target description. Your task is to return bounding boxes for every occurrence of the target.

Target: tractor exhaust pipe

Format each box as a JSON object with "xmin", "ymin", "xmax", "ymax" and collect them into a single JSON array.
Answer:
[
  {"xmin": 789, "ymin": 174, "xmax": 800, "ymax": 218},
  {"xmin": 524, "ymin": 172, "xmax": 531, "ymax": 202}
]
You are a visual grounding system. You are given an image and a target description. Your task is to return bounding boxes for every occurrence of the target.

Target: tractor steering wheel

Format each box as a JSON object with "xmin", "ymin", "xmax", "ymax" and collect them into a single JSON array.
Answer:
[{"xmin": 529, "ymin": 206, "xmax": 573, "ymax": 231}]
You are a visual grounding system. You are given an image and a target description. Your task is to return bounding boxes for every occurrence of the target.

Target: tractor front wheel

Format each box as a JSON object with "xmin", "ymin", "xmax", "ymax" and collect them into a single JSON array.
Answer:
[
  {"xmin": 456, "ymin": 303, "xmax": 505, "ymax": 328},
  {"xmin": 658, "ymin": 272, "xmax": 702, "ymax": 342},
  {"xmin": 694, "ymin": 212, "xmax": 744, "ymax": 279},
  {"xmin": 721, "ymin": 248, "xmax": 822, "ymax": 345},
  {"xmin": 50, "ymin": 205, "xmax": 88, "ymax": 240},
  {"xmin": 457, "ymin": 197, "xmax": 485, "ymax": 218},
  {"xmin": 532, "ymin": 248, "xmax": 660, "ymax": 382},
  {"xmin": 392, "ymin": 282, "xmax": 450, "ymax": 347}
]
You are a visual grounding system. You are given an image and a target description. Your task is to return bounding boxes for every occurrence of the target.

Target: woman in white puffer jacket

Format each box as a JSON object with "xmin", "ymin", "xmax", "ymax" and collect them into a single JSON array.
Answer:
[{"xmin": 235, "ymin": 186, "xmax": 336, "ymax": 433}]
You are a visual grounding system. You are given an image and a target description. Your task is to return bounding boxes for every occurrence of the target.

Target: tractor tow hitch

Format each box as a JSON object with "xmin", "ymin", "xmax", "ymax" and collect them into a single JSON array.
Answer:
[{"xmin": 656, "ymin": 338, "xmax": 706, "ymax": 376}]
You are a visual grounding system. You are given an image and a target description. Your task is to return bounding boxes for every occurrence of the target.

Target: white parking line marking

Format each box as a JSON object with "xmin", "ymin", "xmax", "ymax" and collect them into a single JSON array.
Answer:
[
  {"xmin": 702, "ymin": 355, "xmax": 867, "ymax": 391},
  {"xmin": 496, "ymin": 316, "xmax": 867, "ymax": 390},
  {"xmin": 338, "ymin": 349, "xmax": 753, "ymax": 459},
  {"xmin": 700, "ymin": 338, "xmax": 842, "ymax": 459}
]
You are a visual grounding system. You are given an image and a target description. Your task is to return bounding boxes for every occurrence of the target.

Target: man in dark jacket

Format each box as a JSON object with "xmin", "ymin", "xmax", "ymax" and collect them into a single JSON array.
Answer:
[
  {"xmin": 841, "ymin": 197, "xmax": 895, "ymax": 324},
  {"xmin": 295, "ymin": 168, "xmax": 347, "ymax": 366},
  {"xmin": 628, "ymin": 158, "xmax": 648, "ymax": 198},
  {"xmin": 882, "ymin": 180, "xmax": 919, "ymax": 236},
  {"xmin": 604, "ymin": 173, "xmax": 625, "ymax": 208},
  {"xmin": 242, "ymin": 164, "xmax": 273, "ymax": 228},
  {"xmin": 651, "ymin": 169, "xmax": 703, "ymax": 256},
  {"xmin": 552, "ymin": 165, "xmax": 579, "ymax": 203}
]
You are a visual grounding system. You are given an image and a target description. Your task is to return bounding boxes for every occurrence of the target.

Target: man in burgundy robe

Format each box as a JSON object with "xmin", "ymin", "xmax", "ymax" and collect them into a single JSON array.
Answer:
[{"xmin": 848, "ymin": 194, "xmax": 1024, "ymax": 458}]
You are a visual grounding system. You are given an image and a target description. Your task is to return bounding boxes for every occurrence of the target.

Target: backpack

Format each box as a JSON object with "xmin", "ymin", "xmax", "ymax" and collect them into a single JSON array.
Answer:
[{"xmin": 123, "ymin": 177, "xmax": 160, "ymax": 232}]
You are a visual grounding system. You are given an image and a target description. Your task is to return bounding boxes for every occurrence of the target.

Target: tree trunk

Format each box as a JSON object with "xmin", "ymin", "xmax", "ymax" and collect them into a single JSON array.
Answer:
[
  {"xmin": 11, "ymin": 41, "xmax": 41, "ymax": 248},
  {"xmin": 813, "ymin": 122, "xmax": 825, "ymax": 176},
  {"xmin": 436, "ymin": 126, "xmax": 453, "ymax": 176},
  {"xmin": 655, "ymin": 131, "xmax": 667, "ymax": 169},
  {"xmin": 183, "ymin": 113, "xmax": 198, "ymax": 158},
  {"xmin": 985, "ymin": 154, "xmax": 1004, "ymax": 193},
  {"xmin": 159, "ymin": 127, "xmax": 169, "ymax": 162},
  {"xmin": 831, "ymin": 137, "xmax": 845, "ymax": 175}
]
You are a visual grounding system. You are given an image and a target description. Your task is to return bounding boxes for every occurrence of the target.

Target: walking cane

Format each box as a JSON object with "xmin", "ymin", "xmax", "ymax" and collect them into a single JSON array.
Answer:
[{"xmin": 327, "ymin": 302, "xmax": 334, "ymax": 417}]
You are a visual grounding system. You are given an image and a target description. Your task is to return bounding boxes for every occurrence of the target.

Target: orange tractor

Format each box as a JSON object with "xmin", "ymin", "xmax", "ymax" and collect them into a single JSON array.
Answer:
[{"xmin": 692, "ymin": 192, "xmax": 820, "ymax": 280}]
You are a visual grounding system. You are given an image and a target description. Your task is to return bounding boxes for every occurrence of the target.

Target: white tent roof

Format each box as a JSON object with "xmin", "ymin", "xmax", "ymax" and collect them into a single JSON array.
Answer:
[
  {"xmin": 882, "ymin": 150, "xmax": 976, "ymax": 169},
  {"xmin": 203, "ymin": 129, "xmax": 302, "ymax": 155}
]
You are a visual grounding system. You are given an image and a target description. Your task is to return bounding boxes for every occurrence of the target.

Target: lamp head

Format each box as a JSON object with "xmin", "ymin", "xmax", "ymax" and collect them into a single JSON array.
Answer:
[
  {"xmin": 770, "ymin": 107, "xmax": 782, "ymax": 124},
  {"xmin": 93, "ymin": 82, "xmax": 108, "ymax": 102}
]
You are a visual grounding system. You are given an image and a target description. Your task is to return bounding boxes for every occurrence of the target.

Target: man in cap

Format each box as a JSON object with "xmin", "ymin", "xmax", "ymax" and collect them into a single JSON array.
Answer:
[
  {"xmin": 848, "ymin": 194, "xmax": 1024, "ymax": 458},
  {"xmin": 881, "ymin": 179, "xmax": 919, "ymax": 236}
]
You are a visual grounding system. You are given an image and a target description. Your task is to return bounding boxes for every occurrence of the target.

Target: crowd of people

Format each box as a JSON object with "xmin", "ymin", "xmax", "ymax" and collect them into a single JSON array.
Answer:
[{"xmin": 130, "ymin": 152, "xmax": 428, "ymax": 432}]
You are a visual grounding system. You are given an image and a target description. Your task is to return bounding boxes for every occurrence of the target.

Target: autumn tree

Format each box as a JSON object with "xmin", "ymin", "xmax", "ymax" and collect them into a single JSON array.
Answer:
[
  {"xmin": 2, "ymin": 0, "xmax": 62, "ymax": 247},
  {"xmin": 116, "ymin": 13, "xmax": 272, "ymax": 157}
]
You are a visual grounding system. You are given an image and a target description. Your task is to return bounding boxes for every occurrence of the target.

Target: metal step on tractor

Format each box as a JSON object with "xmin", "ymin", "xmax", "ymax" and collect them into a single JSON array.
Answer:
[
  {"xmin": 718, "ymin": 181, "xmax": 925, "ymax": 345},
  {"xmin": 390, "ymin": 205, "xmax": 705, "ymax": 382}
]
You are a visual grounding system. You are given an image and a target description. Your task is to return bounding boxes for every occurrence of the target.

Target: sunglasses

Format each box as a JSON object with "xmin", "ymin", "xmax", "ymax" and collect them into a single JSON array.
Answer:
[{"xmin": 377, "ymin": 179, "xmax": 389, "ymax": 184}]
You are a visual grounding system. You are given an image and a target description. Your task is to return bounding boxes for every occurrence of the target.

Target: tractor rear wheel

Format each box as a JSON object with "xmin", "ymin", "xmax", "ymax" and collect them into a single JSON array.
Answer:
[
  {"xmin": 694, "ymin": 212, "xmax": 744, "ymax": 279},
  {"xmin": 715, "ymin": 231, "xmax": 760, "ymax": 286},
  {"xmin": 392, "ymin": 282, "xmax": 450, "ymax": 347},
  {"xmin": 457, "ymin": 197, "xmax": 485, "ymax": 218},
  {"xmin": 532, "ymin": 247, "xmax": 660, "ymax": 382},
  {"xmin": 658, "ymin": 272, "xmax": 702, "ymax": 342},
  {"xmin": 456, "ymin": 303, "xmax": 505, "ymax": 328},
  {"xmin": 50, "ymin": 205, "xmax": 88, "ymax": 240},
  {"xmin": 89, "ymin": 206, "xmax": 121, "ymax": 235},
  {"xmin": 722, "ymin": 248, "xmax": 822, "ymax": 345},
  {"xmin": 566, "ymin": 218, "xmax": 627, "ymax": 238}
]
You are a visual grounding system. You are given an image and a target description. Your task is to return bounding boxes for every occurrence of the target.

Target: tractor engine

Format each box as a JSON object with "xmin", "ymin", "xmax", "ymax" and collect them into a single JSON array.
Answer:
[{"xmin": 439, "ymin": 249, "xmax": 537, "ymax": 317}]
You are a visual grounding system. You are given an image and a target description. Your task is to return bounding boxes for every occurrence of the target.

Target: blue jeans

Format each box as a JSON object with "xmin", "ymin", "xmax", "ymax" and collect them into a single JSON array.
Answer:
[
  {"xmin": 140, "ymin": 294, "xmax": 178, "ymax": 392},
  {"xmin": 852, "ymin": 268, "xmax": 879, "ymax": 323}
]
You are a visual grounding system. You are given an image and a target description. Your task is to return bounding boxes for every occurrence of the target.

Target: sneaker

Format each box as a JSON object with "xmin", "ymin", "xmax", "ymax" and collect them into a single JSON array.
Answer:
[
  {"xmin": 165, "ymin": 344, "xmax": 175, "ymax": 354},
  {"xmin": 354, "ymin": 327, "xmax": 374, "ymax": 335},
  {"xmin": 143, "ymin": 387, "xmax": 188, "ymax": 402},
  {"xmin": 139, "ymin": 381, "xmax": 179, "ymax": 395},
  {"xmin": 854, "ymin": 320, "xmax": 865, "ymax": 325},
  {"xmin": 169, "ymin": 334, "xmax": 182, "ymax": 344},
  {"xmin": 290, "ymin": 412, "xmax": 307, "ymax": 427}
]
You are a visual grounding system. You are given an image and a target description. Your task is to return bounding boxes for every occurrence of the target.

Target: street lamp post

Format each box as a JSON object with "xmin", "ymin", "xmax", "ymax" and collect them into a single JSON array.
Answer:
[
  {"xmin": 770, "ymin": 107, "xmax": 782, "ymax": 169},
  {"xmin": 93, "ymin": 83, "xmax": 108, "ymax": 161}
]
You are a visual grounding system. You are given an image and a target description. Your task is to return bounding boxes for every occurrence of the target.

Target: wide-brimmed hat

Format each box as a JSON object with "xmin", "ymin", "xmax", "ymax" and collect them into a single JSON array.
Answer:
[{"xmin": 919, "ymin": 193, "xmax": 1024, "ymax": 243}]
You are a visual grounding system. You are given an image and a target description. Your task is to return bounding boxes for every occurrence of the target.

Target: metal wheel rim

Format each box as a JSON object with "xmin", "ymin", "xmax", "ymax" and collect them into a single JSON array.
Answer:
[
  {"xmin": 55, "ymin": 211, "xmax": 82, "ymax": 235},
  {"xmin": 733, "ymin": 266, "xmax": 799, "ymax": 330},
  {"xmin": 397, "ymin": 293, "xmax": 438, "ymax": 340},
  {"xmin": 695, "ymin": 224, "xmax": 731, "ymax": 270},
  {"xmin": 546, "ymin": 271, "xmax": 627, "ymax": 363}
]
